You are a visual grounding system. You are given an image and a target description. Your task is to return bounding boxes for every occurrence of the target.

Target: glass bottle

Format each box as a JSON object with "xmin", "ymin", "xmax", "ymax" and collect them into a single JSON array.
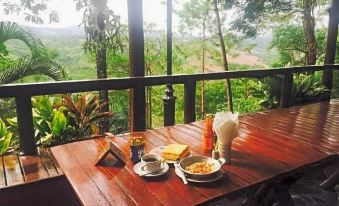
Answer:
[{"xmin": 203, "ymin": 114, "xmax": 213, "ymax": 150}]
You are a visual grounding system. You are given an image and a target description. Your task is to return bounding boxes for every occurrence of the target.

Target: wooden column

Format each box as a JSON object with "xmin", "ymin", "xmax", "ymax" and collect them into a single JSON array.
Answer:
[
  {"xmin": 16, "ymin": 94, "xmax": 37, "ymax": 155},
  {"xmin": 163, "ymin": 0, "xmax": 176, "ymax": 126},
  {"xmin": 322, "ymin": 0, "xmax": 339, "ymax": 93},
  {"xmin": 127, "ymin": 0, "xmax": 146, "ymax": 131}
]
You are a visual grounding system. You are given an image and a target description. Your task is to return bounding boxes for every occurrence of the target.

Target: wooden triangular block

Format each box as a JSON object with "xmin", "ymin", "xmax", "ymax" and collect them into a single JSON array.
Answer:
[{"xmin": 95, "ymin": 141, "xmax": 126, "ymax": 167}]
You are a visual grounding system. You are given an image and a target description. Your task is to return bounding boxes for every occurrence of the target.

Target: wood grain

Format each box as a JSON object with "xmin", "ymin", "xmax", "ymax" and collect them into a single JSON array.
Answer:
[
  {"xmin": 3, "ymin": 155, "xmax": 24, "ymax": 186},
  {"xmin": 18, "ymin": 155, "xmax": 49, "ymax": 182},
  {"xmin": 50, "ymin": 102, "xmax": 338, "ymax": 205}
]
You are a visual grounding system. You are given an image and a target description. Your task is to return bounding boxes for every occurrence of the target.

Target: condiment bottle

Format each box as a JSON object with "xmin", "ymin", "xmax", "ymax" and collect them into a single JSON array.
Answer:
[
  {"xmin": 203, "ymin": 114, "xmax": 214, "ymax": 150},
  {"xmin": 130, "ymin": 136, "xmax": 144, "ymax": 163}
]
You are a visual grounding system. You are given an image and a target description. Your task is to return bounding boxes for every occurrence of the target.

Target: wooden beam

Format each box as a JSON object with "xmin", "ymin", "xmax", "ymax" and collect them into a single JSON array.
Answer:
[
  {"xmin": 1, "ymin": 66, "xmax": 335, "ymax": 98},
  {"xmin": 322, "ymin": 0, "xmax": 339, "ymax": 92},
  {"xmin": 16, "ymin": 94, "xmax": 37, "ymax": 155},
  {"xmin": 127, "ymin": 0, "xmax": 146, "ymax": 131}
]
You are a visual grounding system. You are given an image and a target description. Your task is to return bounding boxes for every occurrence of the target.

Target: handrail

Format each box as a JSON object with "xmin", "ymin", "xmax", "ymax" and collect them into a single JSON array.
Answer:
[
  {"xmin": 1, "ymin": 65, "xmax": 337, "ymax": 97},
  {"xmin": 0, "ymin": 64, "xmax": 338, "ymax": 155}
]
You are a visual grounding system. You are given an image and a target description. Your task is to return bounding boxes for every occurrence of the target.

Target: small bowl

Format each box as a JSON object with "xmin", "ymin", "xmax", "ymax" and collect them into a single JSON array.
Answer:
[{"xmin": 179, "ymin": 155, "xmax": 225, "ymax": 179}]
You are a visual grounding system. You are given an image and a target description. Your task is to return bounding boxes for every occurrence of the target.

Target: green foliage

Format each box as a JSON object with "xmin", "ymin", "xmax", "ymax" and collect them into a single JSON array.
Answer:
[
  {"xmin": 291, "ymin": 74, "xmax": 329, "ymax": 105},
  {"xmin": 223, "ymin": 0, "xmax": 294, "ymax": 37},
  {"xmin": 260, "ymin": 74, "xmax": 329, "ymax": 108},
  {"xmin": 0, "ymin": 118, "xmax": 12, "ymax": 155},
  {"xmin": 270, "ymin": 25, "xmax": 327, "ymax": 67},
  {"xmin": 59, "ymin": 93, "xmax": 113, "ymax": 138},
  {"xmin": 0, "ymin": 57, "xmax": 63, "ymax": 84},
  {"xmin": 0, "ymin": 21, "xmax": 46, "ymax": 57},
  {"xmin": 2, "ymin": 0, "xmax": 58, "ymax": 24},
  {"xmin": 32, "ymin": 96, "xmax": 68, "ymax": 145}
]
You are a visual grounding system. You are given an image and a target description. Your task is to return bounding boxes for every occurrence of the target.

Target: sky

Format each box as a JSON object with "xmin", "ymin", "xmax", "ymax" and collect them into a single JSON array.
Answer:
[{"xmin": 0, "ymin": 0, "xmax": 179, "ymax": 29}]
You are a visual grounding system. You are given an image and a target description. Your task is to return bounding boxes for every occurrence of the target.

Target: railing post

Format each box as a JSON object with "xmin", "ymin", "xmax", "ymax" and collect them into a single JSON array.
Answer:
[
  {"xmin": 16, "ymin": 94, "xmax": 37, "ymax": 155},
  {"xmin": 184, "ymin": 80, "xmax": 196, "ymax": 123},
  {"xmin": 322, "ymin": 0, "xmax": 338, "ymax": 96},
  {"xmin": 127, "ymin": 0, "xmax": 146, "ymax": 131},
  {"xmin": 163, "ymin": 0, "xmax": 176, "ymax": 126},
  {"xmin": 280, "ymin": 73, "xmax": 293, "ymax": 108},
  {"xmin": 163, "ymin": 86, "xmax": 176, "ymax": 126}
]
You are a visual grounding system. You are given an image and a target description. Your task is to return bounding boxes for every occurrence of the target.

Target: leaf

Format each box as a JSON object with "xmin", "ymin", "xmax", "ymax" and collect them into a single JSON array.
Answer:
[
  {"xmin": 0, "ymin": 132, "xmax": 12, "ymax": 155},
  {"xmin": 0, "ymin": 57, "xmax": 63, "ymax": 85},
  {"xmin": 0, "ymin": 119, "xmax": 7, "ymax": 137},
  {"xmin": 51, "ymin": 110, "xmax": 67, "ymax": 136}
]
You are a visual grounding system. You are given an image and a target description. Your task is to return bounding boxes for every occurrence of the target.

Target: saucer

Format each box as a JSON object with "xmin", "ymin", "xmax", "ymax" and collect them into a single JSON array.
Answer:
[
  {"xmin": 133, "ymin": 162, "xmax": 169, "ymax": 177},
  {"xmin": 184, "ymin": 170, "xmax": 224, "ymax": 183}
]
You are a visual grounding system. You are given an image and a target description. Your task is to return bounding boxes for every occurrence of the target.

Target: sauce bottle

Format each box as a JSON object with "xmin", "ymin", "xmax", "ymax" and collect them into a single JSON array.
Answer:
[{"xmin": 203, "ymin": 114, "xmax": 214, "ymax": 150}]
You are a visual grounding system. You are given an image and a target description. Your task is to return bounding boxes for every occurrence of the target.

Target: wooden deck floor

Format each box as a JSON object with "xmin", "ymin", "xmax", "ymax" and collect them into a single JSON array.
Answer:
[{"xmin": 0, "ymin": 148, "xmax": 63, "ymax": 188}]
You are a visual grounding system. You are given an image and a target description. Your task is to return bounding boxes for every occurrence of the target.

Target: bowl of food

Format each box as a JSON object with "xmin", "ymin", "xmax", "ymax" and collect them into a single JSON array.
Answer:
[{"xmin": 179, "ymin": 155, "xmax": 225, "ymax": 179}]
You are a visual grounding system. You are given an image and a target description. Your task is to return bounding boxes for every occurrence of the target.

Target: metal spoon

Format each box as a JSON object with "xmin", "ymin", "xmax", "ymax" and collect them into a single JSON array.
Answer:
[{"xmin": 174, "ymin": 160, "xmax": 187, "ymax": 184}]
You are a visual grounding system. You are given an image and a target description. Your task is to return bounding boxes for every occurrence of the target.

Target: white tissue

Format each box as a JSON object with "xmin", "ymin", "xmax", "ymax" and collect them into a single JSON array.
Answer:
[{"xmin": 213, "ymin": 111, "xmax": 239, "ymax": 145}]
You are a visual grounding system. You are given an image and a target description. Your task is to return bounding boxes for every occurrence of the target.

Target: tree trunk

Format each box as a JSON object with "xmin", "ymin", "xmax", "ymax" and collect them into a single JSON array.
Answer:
[
  {"xmin": 213, "ymin": 0, "xmax": 233, "ymax": 112},
  {"xmin": 302, "ymin": 0, "xmax": 317, "ymax": 65},
  {"xmin": 201, "ymin": 20, "xmax": 206, "ymax": 119},
  {"xmin": 96, "ymin": 42, "xmax": 110, "ymax": 133},
  {"xmin": 145, "ymin": 86, "xmax": 152, "ymax": 129}
]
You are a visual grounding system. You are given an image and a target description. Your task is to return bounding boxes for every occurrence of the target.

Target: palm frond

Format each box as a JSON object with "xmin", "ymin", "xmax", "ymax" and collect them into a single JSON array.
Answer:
[
  {"xmin": 0, "ymin": 21, "xmax": 46, "ymax": 57},
  {"xmin": 0, "ymin": 57, "xmax": 63, "ymax": 85}
]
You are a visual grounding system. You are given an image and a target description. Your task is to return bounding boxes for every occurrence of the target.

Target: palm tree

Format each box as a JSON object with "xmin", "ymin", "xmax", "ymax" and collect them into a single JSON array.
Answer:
[
  {"xmin": 0, "ymin": 21, "xmax": 63, "ymax": 84},
  {"xmin": 0, "ymin": 21, "xmax": 63, "ymax": 120}
]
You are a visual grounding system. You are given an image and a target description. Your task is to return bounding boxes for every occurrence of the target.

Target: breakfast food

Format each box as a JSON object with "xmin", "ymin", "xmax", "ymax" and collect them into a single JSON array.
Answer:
[
  {"xmin": 161, "ymin": 144, "xmax": 190, "ymax": 161},
  {"xmin": 185, "ymin": 162, "xmax": 213, "ymax": 174}
]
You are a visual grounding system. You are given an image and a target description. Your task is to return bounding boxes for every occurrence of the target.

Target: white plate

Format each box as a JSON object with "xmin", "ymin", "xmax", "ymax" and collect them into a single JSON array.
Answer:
[
  {"xmin": 175, "ymin": 169, "xmax": 224, "ymax": 183},
  {"xmin": 133, "ymin": 162, "xmax": 169, "ymax": 177}
]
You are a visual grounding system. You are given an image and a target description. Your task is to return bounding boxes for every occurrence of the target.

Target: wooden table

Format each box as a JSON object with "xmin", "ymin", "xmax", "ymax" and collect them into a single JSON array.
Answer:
[{"xmin": 51, "ymin": 102, "xmax": 339, "ymax": 206}]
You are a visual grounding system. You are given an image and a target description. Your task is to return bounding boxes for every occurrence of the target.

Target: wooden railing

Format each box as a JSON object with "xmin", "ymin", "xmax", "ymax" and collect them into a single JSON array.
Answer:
[{"xmin": 0, "ymin": 64, "xmax": 338, "ymax": 155}]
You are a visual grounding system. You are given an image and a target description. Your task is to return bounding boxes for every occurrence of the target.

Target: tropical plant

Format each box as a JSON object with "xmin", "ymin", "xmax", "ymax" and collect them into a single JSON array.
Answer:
[
  {"xmin": 32, "ymin": 96, "xmax": 71, "ymax": 146},
  {"xmin": 259, "ymin": 74, "xmax": 329, "ymax": 108},
  {"xmin": 59, "ymin": 93, "xmax": 113, "ymax": 138},
  {"xmin": 290, "ymin": 74, "xmax": 329, "ymax": 105},
  {"xmin": 0, "ymin": 21, "xmax": 63, "ymax": 123},
  {"xmin": 0, "ymin": 21, "xmax": 63, "ymax": 84},
  {"xmin": 0, "ymin": 118, "xmax": 12, "ymax": 155},
  {"xmin": 0, "ymin": 57, "xmax": 62, "ymax": 84}
]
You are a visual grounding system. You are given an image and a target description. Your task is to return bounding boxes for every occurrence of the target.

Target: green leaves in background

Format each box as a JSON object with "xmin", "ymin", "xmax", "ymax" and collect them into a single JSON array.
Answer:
[
  {"xmin": 51, "ymin": 110, "xmax": 67, "ymax": 137},
  {"xmin": 0, "ymin": 119, "xmax": 12, "ymax": 155}
]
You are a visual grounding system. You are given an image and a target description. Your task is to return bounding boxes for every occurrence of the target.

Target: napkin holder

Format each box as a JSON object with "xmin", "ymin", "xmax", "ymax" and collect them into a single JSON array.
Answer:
[
  {"xmin": 213, "ymin": 112, "xmax": 239, "ymax": 165},
  {"xmin": 95, "ymin": 141, "xmax": 126, "ymax": 167}
]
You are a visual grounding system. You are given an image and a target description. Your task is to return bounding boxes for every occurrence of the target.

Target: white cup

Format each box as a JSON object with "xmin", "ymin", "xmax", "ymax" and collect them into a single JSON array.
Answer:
[{"xmin": 141, "ymin": 154, "xmax": 162, "ymax": 173}]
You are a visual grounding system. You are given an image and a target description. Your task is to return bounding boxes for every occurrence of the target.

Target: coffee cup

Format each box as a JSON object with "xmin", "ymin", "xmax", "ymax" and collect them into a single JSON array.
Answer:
[{"xmin": 141, "ymin": 154, "xmax": 162, "ymax": 173}]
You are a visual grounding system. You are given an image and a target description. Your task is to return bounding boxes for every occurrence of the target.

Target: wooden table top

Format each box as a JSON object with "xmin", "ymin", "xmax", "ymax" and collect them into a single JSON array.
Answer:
[
  {"xmin": 51, "ymin": 102, "xmax": 339, "ymax": 206},
  {"xmin": 240, "ymin": 101, "xmax": 339, "ymax": 153}
]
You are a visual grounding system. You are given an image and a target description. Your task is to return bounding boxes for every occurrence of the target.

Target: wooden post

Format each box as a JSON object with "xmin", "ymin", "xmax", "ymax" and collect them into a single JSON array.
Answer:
[
  {"xmin": 280, "ymin": 73, "xmax": 293, "ymax": 108},
  {"xmin": 322, "ymin": 0, "xmax": 339, "ymax": 94},
  {"xmin": 16, "ymin": 95, "xmax": 37, "ymax": 155},
  {"xmin": 163, "ymin": 0, "xmax": 176, "ymax": 126},
  {"xmin": 127, "ymin": 0, "xmax": 146, "ymax": 131},
  {"xmin": 184, "ymin": 80, "xmax": 196, "ymax": 123}
]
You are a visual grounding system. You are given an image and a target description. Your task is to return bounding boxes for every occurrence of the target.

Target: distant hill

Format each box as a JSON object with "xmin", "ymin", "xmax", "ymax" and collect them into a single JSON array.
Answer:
[{"xmin": 24, "ymin": 26, "xmax": 85, "ymax": 39}]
